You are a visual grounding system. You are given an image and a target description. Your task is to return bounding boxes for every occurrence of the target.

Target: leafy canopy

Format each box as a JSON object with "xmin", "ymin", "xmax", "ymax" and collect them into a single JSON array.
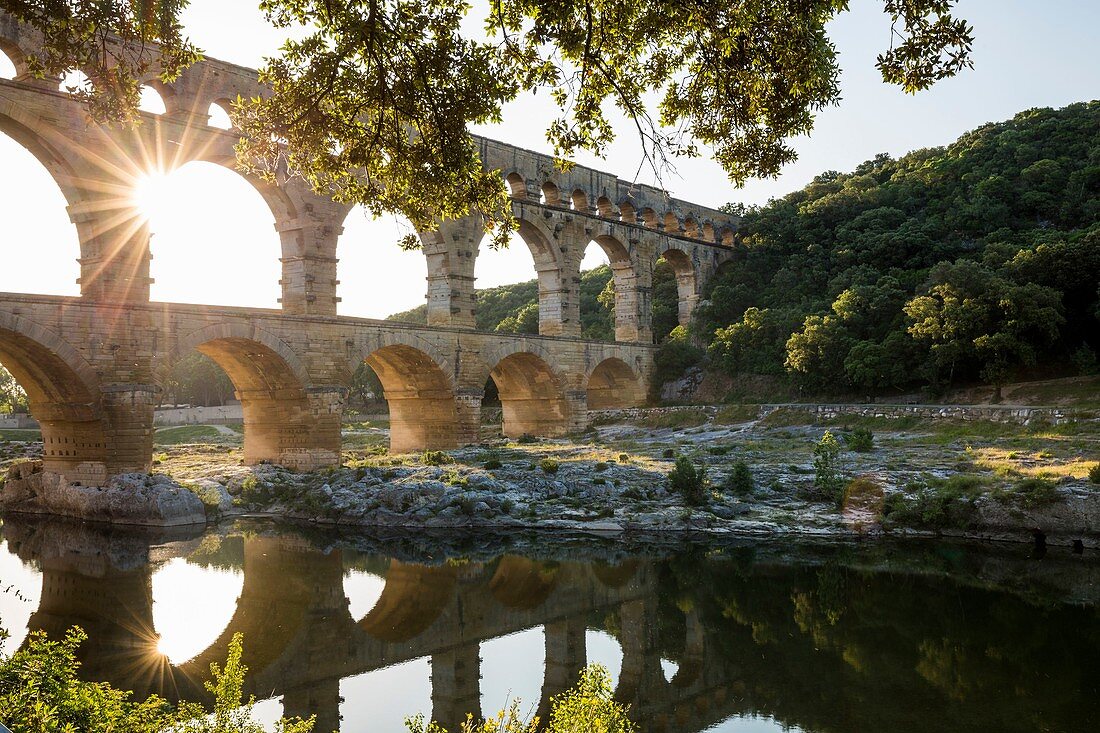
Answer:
[{"xmin": 3, "ymin": 1, "xmax": 974, "ymax": 247}]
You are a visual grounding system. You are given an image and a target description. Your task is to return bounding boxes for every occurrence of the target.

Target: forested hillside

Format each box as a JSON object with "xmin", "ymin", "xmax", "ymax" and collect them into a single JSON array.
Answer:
[
  {"xmin": 696, "ymin": 101, "xmax": 1099, "ymax": 397},
  {"xmin": 410, "ymin": 103, "xmax": 1099, "ymax": 400}
]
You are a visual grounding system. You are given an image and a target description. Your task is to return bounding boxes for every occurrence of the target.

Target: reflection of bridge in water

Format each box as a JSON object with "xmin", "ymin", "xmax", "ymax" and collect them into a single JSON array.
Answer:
[
  {"xmin": 7, "ymin": 522, "xmax": 733, "ymax": 733},
  {"xmin": 7, "ymin": 517, "xmax": 1099, "ymax": 733}
]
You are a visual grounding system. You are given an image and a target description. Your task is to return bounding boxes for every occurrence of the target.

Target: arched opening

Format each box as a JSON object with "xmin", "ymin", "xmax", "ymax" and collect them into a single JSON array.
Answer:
[
  {"xmin": 488, "ymin": 352, "xmax": 569, "ymax": 438},
  {"xmin": 476, "ymin": 217, "xmax": 559, "ymax": 336},
  {"xmin": 580, "ymin": 235, "xmax": 639, "ymax": 342},
  {"xmin": 0, "ymin": 325, "xmax": 106, "ymax": 484},
  {"xmin": 540, "ymin": 181, "xmax": 561, "ymax": 206},
  {"xmin": 596, "ymin": 196, "xmax": 617, "ymax": 219},
  {"xmin": 0, "ymin": 125, "xmax": 81, "ymax": 296},
  {"xmin": 587, "ymin": 358, "xmax": 642, "ymax": 410},
  {"xmin": 505, "ymin": 172, "xmax": 527, "ymax": 199},
  {"xmin": 338, "ymin": 208, "xmax": 428, "ymax": 320},
  {"xmin": 161, "ymin": 334, "xmax": 318, "ymax": 468},
  {"xmin": 639, "ymin": 207, "xmax": 659, "ymax": 228},
  {"xmin": 663, "ymin": 212, "xmax": 681, "ymax": 233},
  {"xmin": 683, "ymin": 217, "xmax": 699, "ymax": 238},
  {"xmin": 702, "ymin": 222, "xmax": 716, "ymax": 242},
  {"xmin": 618, "ymin": 202, "xmax": 636, "ymax": 224},
  {"xmin": 138, "ymin": 85, "xmax": 167, "ymax": 115},
  {"xmin": 206, "ymin": 100, "xmax": 234, "ymax": 130},
  {"xmin": 0, "ymin": 45, "xmax": 16, "ymax": 79},
  {"xmin": 134, "ymin": 161, "xmax": 282, "ymax": 307},
  {"xmin": 570, "ymin": 189, "xmax": 589, "ymax": 212},
  {"xmin": 654, "ymin": 249, "xmax": 696, "ymax": 335},
  {"xmin": 650, "ymin": 258, "xmax": 680, "ymax": 343},
  {"xmin": 362, "ymin": 343, "xmax": 458, "ymax": 453}
]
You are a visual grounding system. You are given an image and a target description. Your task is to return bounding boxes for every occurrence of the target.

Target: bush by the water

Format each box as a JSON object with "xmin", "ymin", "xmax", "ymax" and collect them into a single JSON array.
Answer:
[
  {"xmin": 539, "ymin": 457, "xmax": 560, "ymax": 474},
  {"xmin": 1090, "ymin": 462, "xmax": 1100, "ymax": 484},
  {"xmin": 883, "ymin": 475, "xmax": 986, "ymax": 530},
  {"xmin": 1012, "ymin": 477, "xmax": 1060, "ymax": 508},
  {"xmin": 723, "ymin": 461, "xmax": 754, "ymax": 497},
  {"xmin": 812, "ymin": 431, "xmax": 845, "ymax": 505},
  {"xmin": 421, "ymin": 450, "xmax": 453, "ymax": 466},
  {"xmin": 843, "ymin": 427, "xmax": 874, "ymax": 452},
  {"xmin": 669, "ymin": 456, "xmax": 708, "ymax": 505}
]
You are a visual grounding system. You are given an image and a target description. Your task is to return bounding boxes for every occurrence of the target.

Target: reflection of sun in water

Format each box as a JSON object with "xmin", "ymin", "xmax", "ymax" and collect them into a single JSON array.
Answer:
[
  {"xmin": 344, "ymin": 570, "xmax": 387, "ymax": 620},
  {"xmin": 151, "ymin": 558, "xmax": 244, "ymax": 664}
]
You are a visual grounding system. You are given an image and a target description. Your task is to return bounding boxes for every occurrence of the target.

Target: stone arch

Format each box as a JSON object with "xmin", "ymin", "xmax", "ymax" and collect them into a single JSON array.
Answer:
[
  {"xmin": 358, "ymin": 561, "xmax": 457, "ymax": 642},
  {"xmin": 587, "ymin": 234, "xmax": 639, "ymax": 342},
  {"xmin": 206, "ymin": 98, "xmax": 235, "ymax": 130},
  {"xmin": 0, "ymin": 312, "xmax": 107, "ymax": 483},
  {"xmin": 719, "ymin": 226, "xmax": 736, "ymax": 246},
  {"xmin": 618, "ymin": 201, "xmax": 637, "ymax": 224},
  {"xmin": 486, "ymin": 349, "xmax": 571, "ymax": 438},
  {"xmin": 0, "ymin": 39, "xmax": 21, "ymax": 78},
  {"xmin": 184, "ymin": 151, "xmax": 298, "ymax": 223},
  {"xmin": 358, "ymin": 339, "xmax": 459, "ymax": 453},
  {"xmin": 506, "ymin": 213, "xmax": 568, "ymax": 336},
  {"xmin": 596, "ymin": 196, "xmax": 617, "ymax": 219},
  {"xmin": 570, "ymin": 188, "xmax": 589, "ymax": 212},
  {"xmin": 137, "ymin": 82, "xmax": 171, "ymax": 115},
  {"xmin": 504, "ymin": 171, "xmax": 527, "ymax": 199},
  {"xmin": 683, "ymin": 217, "xmax": 699, "ymax": 239},
  {"xmin": 541, "ymin": 181, "xmax": 561, "ymax": 206},
  {"xmin": 586, "ymin": 357, "xmax": 643, "ymax": 410},
  {"xmin": 639, "ymin": 207, "xmax": 659, "ymax": 228},
  {"xmin": 702, "ymin": 221, "xmax": 716, "ymax": 242},
  {"xmin": 662, "ymin": 211, "xmax": 682, "ymax": 233},
  {"xmin": 158, "ymin": 323, "xmax": 323, "ymax": 467},
  {"xmin": 655, "ymin": 247, "xmax": 698, "ymax": 327}
]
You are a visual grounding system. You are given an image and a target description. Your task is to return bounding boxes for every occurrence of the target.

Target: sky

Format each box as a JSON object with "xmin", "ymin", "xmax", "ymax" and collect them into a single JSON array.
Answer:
[{"xmin": 1, "ymin": 0, "xmax": 1098, "ymax": 317}]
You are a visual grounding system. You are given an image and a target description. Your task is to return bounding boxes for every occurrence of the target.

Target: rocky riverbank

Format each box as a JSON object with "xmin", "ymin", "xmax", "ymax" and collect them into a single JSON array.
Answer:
[{"xmin": 2, "ymin": 405, "xmax": 1098, "ymax": 547}]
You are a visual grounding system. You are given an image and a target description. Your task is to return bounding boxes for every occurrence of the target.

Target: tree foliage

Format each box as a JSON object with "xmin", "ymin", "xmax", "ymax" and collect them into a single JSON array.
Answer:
[
  {"xmin": 4, "ymin": 1, "xmax": 974, "ymax": 247},
  {"xmin": 690, "ymin": 102, "xmax": 1100, "ymax": 397}
]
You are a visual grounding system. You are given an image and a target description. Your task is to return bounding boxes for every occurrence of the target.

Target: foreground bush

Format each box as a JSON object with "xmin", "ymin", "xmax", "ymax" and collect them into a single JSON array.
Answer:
[
  {"xmin": 669, "ymin": 456, "xmax": 708, "ymax": 505},
  {"xmin": 0, "ymin": 628, "xmax": 310, "ymax": 733},
  {"xmin": 404, "ymin": 664, "xmax": 635, "ymax": 733},
  {"xmin": 812, "ymin": 431, "xmax": 845, "ymax": 506},
  {"xmin": 843, "ymin": 427, "xmax": 874, "ymax": 452},
  {"xmin": 723, "ymin": 461, "xmax": 754, "ymax": 497}
]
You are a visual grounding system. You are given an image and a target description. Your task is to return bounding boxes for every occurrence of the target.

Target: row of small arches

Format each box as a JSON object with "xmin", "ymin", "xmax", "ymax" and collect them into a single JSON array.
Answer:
[{"xmin": 504, "ymin": 172, "xmax": 734, "ymax": 245}]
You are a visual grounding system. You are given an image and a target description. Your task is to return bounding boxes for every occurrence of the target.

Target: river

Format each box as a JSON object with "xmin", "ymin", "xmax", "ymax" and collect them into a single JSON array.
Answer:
[{"xmin": 0, "ymin": 516, "xmax": 1096, "ymax": 732}]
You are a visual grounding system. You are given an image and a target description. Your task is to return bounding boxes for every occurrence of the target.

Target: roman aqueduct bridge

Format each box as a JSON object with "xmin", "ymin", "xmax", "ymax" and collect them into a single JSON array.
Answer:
[{"xmin": 0, "ymin": 11, "xmax": 737, "ymax": 484}]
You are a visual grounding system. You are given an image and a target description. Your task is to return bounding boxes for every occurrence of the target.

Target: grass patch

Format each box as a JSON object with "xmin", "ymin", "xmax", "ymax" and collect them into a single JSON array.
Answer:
[
  {"xmin": 714, "ymin": 404, "xmax": 760, "ymax": 425},
  {"xmin": 0, "ymin": 429, "xmax": 41, "ymax": 442},
  {"xmin": 634, "ymin": 409, "xmax": 708, "ymax": 430}
]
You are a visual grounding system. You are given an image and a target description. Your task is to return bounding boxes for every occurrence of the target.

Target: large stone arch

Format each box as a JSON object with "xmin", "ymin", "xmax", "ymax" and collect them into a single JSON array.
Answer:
[
  {"xmin": 506, "ymin": 211, "xmax": 573, "ymax": 337},
  {"xmin": 157, "ymin": 323, "xmax": 330, "ymax": 468},
  {"xmin": 0, "ymin": 312, "xmax": 107, "ymax": 483},
  {"xmin": 483, "ymin": 347, "xmax": 572, "ymax": 438},
  {"xmin": 356, "ymin": 334, "xmax": 459, "ymax": 453},
  {"xmin": 586, "ymin": 357, "xmax": 643, "ymax": 410},
  {"xmin": 587, "ymin": 233, "xmax": 648, "ymax": 342},
  {"xmin": 358, "ymin": 561, "xmax": 457, "ymax": 642}
]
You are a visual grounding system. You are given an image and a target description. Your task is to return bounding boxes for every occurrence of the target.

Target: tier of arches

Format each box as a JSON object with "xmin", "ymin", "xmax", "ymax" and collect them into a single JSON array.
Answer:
[{"xmin": 0, "ymin": 319, "xmax": 647, "ymax": 481}]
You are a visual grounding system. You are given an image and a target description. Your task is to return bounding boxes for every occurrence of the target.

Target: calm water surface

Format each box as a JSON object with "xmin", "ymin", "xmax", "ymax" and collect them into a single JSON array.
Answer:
[{"xmin": 0, "ymin": 516, "xmax": 1096, "ymax": 732}]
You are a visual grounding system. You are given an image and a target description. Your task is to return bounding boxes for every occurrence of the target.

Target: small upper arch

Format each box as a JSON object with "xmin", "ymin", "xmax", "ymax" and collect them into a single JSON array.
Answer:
[
  {"xmin": 595, "ymin": 195, "xmax": 617, "ymax": 219},
  {"xmin": 570, "ymin": 188, "xmax": 589, "ymax": 212}
]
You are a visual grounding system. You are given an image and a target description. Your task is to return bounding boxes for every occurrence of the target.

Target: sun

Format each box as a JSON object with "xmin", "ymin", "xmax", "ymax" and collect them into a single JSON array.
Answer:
[{"xmin": 131, "ymin": 169, "xmax": 176, "ymax": 222}]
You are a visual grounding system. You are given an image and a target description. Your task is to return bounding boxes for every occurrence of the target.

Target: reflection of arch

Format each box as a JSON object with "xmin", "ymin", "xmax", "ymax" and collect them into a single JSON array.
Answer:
[
  {"xmin": 361, "ymin": 341, "xmax": 458, "ymax": 452},
  {"xmin": 359, "ymin": 561, "xmax": 457, "ymax": 642},
  {"xmin": 0, "ymin": 313, "xmax": 106, "ymax": 480},
  {"xmin": 592, "ymin": 559, "xmax": 639, "ymax": 588},
  {"xmin": 487, "ymin": 350, "xmax": 570, "ymax": 438},
  {"xmin": 160, "ymin": 324, "xmax": 311, "ymax": 465},
  {"xmin": 587, "ymin": 357, "xmax": 643, "ymax": 409},
  {"xmin": 489, "ymin": 556, "xmax": 558, "ymax": 610}
]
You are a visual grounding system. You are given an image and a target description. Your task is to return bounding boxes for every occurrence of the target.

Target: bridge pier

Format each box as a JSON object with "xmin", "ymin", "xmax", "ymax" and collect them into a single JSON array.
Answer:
[
  {"xmin": 616, "ymin": 597, "xmax": 669, "ymax": 714},
  {"xmin": 422, "ymin": 216, "xmax": 482, "ymax": 329},
  {"xmin": 431, "ymin": 643, "xmax": 482, "ymax": 731}
]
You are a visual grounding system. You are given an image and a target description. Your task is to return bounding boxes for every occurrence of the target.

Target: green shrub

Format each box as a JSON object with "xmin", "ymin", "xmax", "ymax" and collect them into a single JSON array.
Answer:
[
  {"xmin": 662, "ymin": 448, "xmax": 675, "ymax": 459},
  {"xmin": 593, "ymin": 477, "xmax": 606, "ymax": 485},
  {"xmin": 540, "ymin": 457, "xmax": 560, "ymax": 474},
  {"xmin": 483, "ymin": 459, "xmax": 503, "ymax": 470},
  {"xmin": 420, "ymin": 450, "xmax": 453, "ymax": 466},
  {"xmin": 714, "ymin": 403, "xmax": 760, "ymax": 425},
  {"xmin": 669, "ymin": 456, "xmax": 708, "ymax": 505},
  {"xmin": 517, "ymin": 433, "xmax": 538, "ymax": 444},
  {"xmin": 812, "ymin": 431, "xmax": 845, "ymax": 506},
  {"xmin": 708, "ymin": 446, "xmax": 732, "ymax": 456},
  {"xmin": 1013, "ymin": 477, "xmax": 1060, "ymax": 508},
  {"xmin": 618, "ymin": 453, "xmax": 630, "ymax": 463},
  {"xmin": 843, "ymin": 427, "xmax": 874, "ymax": 452},
  {"xmin": 594, "ymin": 462, "xmax": 609, "ymax": 471},
  {"xmin": 501, "ymin": 499, "xmax": 515, "ymax": 514},
  {"xmin": 723, "ymin": 461, "xmax": 754, "ymax": 497},
  {"xmin": 1089, "ymin": 463, "xmax": 1100, "ymax": 484},
  {"xmin": 883, "ymin": 475, "xmax": 985, "ymax": 529}
]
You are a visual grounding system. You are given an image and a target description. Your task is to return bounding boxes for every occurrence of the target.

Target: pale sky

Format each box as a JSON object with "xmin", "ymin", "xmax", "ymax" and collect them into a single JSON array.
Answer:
[{"xmin": 1, "ymin": 1, "xmax": 1098, "ymax": 317}]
